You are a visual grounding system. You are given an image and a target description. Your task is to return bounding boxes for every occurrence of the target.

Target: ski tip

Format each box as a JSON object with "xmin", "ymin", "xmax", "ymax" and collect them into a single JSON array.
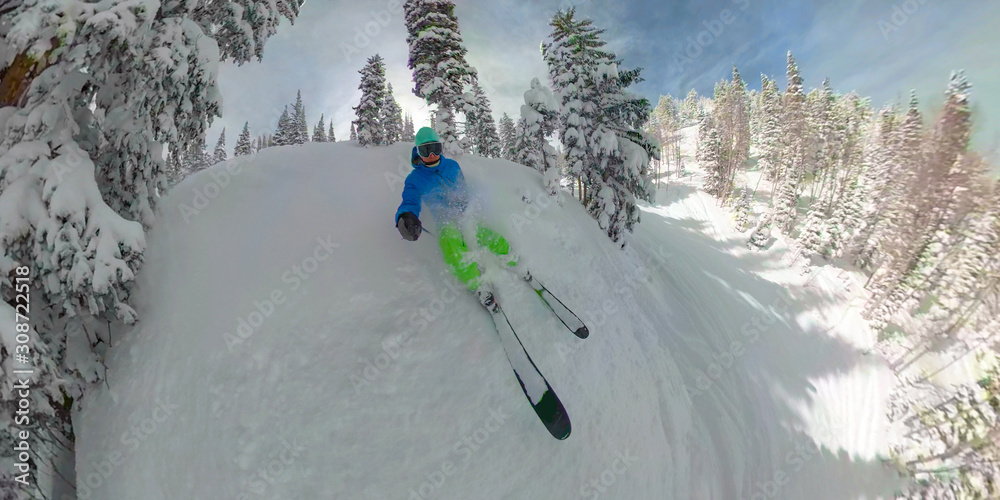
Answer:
[{"xmin": 575, "ymin": 326, "xmax": 589, "ymax": 339}]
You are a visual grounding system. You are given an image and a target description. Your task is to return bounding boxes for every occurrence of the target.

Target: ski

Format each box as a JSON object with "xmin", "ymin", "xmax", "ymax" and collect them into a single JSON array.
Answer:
[
  {"xmin": 479, "ymin": 292, "xmax": 571, "ymax": 440},
  {"xmin": 522, "ymin": 273, "xmax": 589, "ymax": 339}
]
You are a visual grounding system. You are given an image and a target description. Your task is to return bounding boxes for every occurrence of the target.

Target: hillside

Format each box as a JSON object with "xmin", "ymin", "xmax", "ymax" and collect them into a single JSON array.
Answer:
[{"xmin": 73, "ymin": 138, "xmax": 902, "ymax": 499}]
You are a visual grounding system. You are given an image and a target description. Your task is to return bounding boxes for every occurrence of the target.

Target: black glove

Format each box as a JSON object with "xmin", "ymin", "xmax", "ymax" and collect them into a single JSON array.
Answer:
[{"xmin": 397, "ymin": 212, "xmax": 422, "ymax": 241}]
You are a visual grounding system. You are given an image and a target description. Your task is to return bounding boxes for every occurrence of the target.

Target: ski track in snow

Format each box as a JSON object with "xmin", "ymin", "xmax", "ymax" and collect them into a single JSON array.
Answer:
[{"xmin": 74, "ymin": 135, "xmax": 902, "ymax": 499}]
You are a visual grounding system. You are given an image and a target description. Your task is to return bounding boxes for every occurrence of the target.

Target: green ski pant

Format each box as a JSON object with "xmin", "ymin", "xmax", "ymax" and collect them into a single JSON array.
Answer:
[{"xmin": 438, "ymin": 223, "xmax": 517, "ymax": 291}]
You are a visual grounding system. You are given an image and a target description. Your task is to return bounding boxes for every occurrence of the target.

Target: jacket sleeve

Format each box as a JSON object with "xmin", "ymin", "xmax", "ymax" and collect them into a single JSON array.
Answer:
[{"xmin": 395, "ymin": 173, "xmax": 422, "ymax": 224}]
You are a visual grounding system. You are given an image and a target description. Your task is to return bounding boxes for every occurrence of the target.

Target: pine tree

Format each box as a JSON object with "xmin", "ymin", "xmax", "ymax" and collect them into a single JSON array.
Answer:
[
  {"xmin": 865, "ymin": 74, "xmax": 976, "ymax": 329},
  {"xmin": 916, "ymin": 185, "xmax": 998, "ymax": 339},
  {"xmin": 187, "ymin": 137, "xmax": 213, "ymax": 172},
  {"xmin": 313, "ymin": 114, "xmax": 328, "ymax": 142},
  {"xmin": 213, "ymin": 128, "xmax": 228, "ymax": 164},
  {"xmin": 758, "ymin": 75, "xmax": 783, "ymax": 182},
  {"xmin": 512, "ymin": 78, "xmax": 561, "ymax": 194},
  {"xmin": 164, "ymin": 148, "xmax": 186, "ymax": 186},
  {"xmin": 697, "ymin": 114, "xmax": 723, "ymax": 193},
  {"xmin": 329, "ymin": 121, "xmax": 337, "ymax": 142},
  {"xmin": 854, "ymin": 107, "xmax": 899, "ymax": 270},
  {"xmin": 799, "ymin": 209, "xmax": 832, "ymax": 258},
  {"xmin": 467, "ymin": 81, "xmax": 502, "ymax": 157},
  {"xmin": 748, "ymin": 212, "xmax": 774, "ymax": 250},
  {"xmin": 682, "ymin": 89, "xmax": 699, "ymax": 123},
  {"xmin": 771, "ymin": 52, "xmax": 808, "ymax": 233},
  {"xmin": 235, "ymin": 122, "xmax": 253, "ymax": 156},
  {"xmin": 291, "ymin": 89, "xmax": 308, "ymax": 144},
  {"xmin": 402, "ymin": 113, "xmax": 416, "ymax": 142},
  {"xmin": 350, "ymin": 122, "xmax": 358, "ymax": 141},
  {"xmin": 707, "ymin": 80, "xmax": 731, "ymax": 199},
  {"xmin": 274, "ymin": 106, "xmax": 292, "ymax": 146},
  {"xmin": 353, "ymin": 54, "xmax": 389, "ymax": 147},
  {"xmin": 543, "ymin": 8, "xmax": 607, "ymax": 201},
  {"xmin": 498, "ymin": 113, "xmax": 517, "ymax": 160},
  {"xmin": 734, "ymin": 187, "xmax": 754, "ymax": 232},
  {"xmin": 811, "ymin": 79, "xmax": 841, "ymax": 204},
  {"xmin": 543, "ymin": 8, "xmax": 656, "ymax": 242},
  {"xmin": 722, "ymin": 67, "xmax": 751, "ymax": 203},
  {"xmin": 404, "ymin": 0, "xmax": 479, "ymax": 155},
  {"xmin": 0, "ymin": 0, "xmax": 303, "ymax": 490},
  {"xmin": 382, "ymin": 82, "xmax": 404, "ymax": 144}
]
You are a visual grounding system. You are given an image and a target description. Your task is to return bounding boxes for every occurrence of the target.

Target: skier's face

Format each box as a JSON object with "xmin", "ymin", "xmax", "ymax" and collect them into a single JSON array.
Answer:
[{"xmin": 418, "ymin": 141, "xmax": 442, "ymax": 164}]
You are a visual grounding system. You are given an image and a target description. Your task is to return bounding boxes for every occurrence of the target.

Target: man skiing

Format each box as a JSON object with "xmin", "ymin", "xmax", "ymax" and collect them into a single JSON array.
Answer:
[
  {"xmin": 395, "ymin": 127, "xmax": 519, "ymax": 305},
  {"xmin": 395, "ymin": 128, "xmax": 586, "ymax": 440}
]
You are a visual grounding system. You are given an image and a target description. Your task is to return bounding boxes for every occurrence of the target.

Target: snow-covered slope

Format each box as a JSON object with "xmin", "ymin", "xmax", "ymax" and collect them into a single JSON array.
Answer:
[{"xmin": 74, "ymin": 140, "xmax": 903, "ymax": 499}]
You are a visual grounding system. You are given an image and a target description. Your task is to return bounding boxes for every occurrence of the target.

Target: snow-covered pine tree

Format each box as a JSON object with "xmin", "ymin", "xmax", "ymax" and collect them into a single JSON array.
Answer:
[
  {"xmin": 707, "ymin": 69, "xmax": 750, "ymax": 203},
  {"xmin": 164, "ymin": 148, "xmax": 186, "ymax": 187},
  {"xmin": 734, "ymin": 187, "xmax": 754, "ymax": 232},
  {"xmin": 543, "ymin": 8, "xmax": 656, "ymax": 242},
  {"xmin": 824, "ymin": 94, "xmax": 870, "ymax": 253},
  {"xmin": 404, "ymin": 0, "xmax": 479, "ymax": 156},
  {"xmin": 748, "ymin": 88, "xmax": 761, "ymax": 148},
  {"xmin": 274, "ymin": 106, "xmax": 292, "ymax": 146},
  {"xmin": 498, "ymin": 113, "xmax": 517, "ymax": 161},
  {"xmin": 350, "ymin": 122, "xmax": 358, "ymax": 141},
  {"xmin": 544, "ymin": 8, "xmax": 607, "ymax": 202},
  {"xmin": 697, "ymin": 113, "xmax": 722, "ymax": 192},
  {"xmin": 758, "ymin": 75, "xmax": 783, "ymax": 182},
  {"xmin": 291, "ymin": 89, "xmax": 308, "ymax": 144},
  {"xmin": 213, "ymin": 129, "xmax": 228, "ymax": 165},
  {"xmin": 866, "ymin": 74, "xmax": 976, "ymax": 329},
  {"xmin": 854, "ymin": 107, "xmax": 898, "ymax": 269},
  {"xmin": 467, "ymin": 81, "xmax": 502, "ymax": 157},
  {"xmin": 918, "ymin": 185, "xmax": 998, "ymax": 339},
  {"xmin": 748, "ymin": 212, "xmax": 774, "ymax": 250},
  {"xmin": 682, "ymin": 89, "xmax": 699, "ymax": 124},
  {"xmin": 402, "ymin": 113, "xmax": 415, "ymax": 142},
  {"xmin": 382, "ymin": 82, "xmax": 404, "ymax": 144},
  {"xmin": 512, "ymin": 78, "xmax": 561, "ymax": 194},
  {"xmin": 313, "ymin": 114, "xmax": 328, "ymax": 142},
  {"xmin": 802, "ymin": 81, "xmax": 832, "ymax": 190},
  {"xmin": 329, "ymin": 121, "xmax": 337, "ymax": 142},
  {"xmin": 186, "ymin": 137, "xmax": 213, "ymax": 173},
  {"xmin": 235, "ymin": 122, "xmax": 253, "ymax": 156},
  {"xmin": 725, "ymin": 67, "xmax": 751, "ymax": 203},
  {"xmin": 771, "ymin": 51, "xmax": 808, "ymax": 233},
  {"xmin": 799, "ymin": 208, "xmax": 833, "ymax": 258},
  {"xmin": 353, "ymin": 54, "xmax": 388, "ymax": 147},
  {"xmin": 0, "ymin": 0, "xmax": 303, "ymax": 494}
]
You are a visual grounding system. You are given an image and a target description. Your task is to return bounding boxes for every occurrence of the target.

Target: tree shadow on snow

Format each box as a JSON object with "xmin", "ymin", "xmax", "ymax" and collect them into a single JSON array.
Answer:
[{"xmin": 609, "ymin": 208, "xmax": 908, "ymax": 499}]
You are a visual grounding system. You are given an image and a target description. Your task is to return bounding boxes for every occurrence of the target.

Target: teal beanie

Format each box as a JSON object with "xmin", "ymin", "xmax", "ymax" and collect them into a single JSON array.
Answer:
[{"xmin": 415, "ymin": 127, "xmax": 440, "ymax": 146}]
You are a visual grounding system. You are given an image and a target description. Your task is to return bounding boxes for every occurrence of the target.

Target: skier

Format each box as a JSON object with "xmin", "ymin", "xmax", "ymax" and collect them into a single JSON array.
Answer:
[
  {"xmin": 395, "ymin": 128, "xmax": 586, "ymax": 440},
  {"xmin": 395, "ymin": 127, "xmax": 520, "ymax": 306}
]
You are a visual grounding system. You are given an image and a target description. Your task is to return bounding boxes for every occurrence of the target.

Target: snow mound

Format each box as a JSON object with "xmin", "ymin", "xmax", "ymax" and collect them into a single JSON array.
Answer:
[{"xmin": 74, "ymin": 140, "xmax": 902, "ymax": 499}]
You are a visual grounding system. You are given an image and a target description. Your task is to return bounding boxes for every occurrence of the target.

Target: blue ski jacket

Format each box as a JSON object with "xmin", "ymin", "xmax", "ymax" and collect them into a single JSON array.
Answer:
[{"xmin": 395, "ymin": 147, "xmax": 469, "ymax": 225}]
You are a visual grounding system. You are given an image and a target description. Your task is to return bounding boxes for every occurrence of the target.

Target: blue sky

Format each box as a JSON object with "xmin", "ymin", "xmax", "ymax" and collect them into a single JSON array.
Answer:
[{"xmin": 206, "ymin": 0, "xmax": 999, "ymax": 157}]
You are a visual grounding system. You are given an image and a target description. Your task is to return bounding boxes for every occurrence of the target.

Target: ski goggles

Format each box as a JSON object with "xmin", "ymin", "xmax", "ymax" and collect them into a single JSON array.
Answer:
[{"xmin": 417, "ymin": 142, "xmax": 443, "ymax": 158}]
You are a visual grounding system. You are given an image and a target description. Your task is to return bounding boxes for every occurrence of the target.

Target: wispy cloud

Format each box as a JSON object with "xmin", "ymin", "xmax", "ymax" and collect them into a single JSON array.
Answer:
[{"xmin": 205, "ymin": 0, "xmax": 999, "ymax": 154}]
